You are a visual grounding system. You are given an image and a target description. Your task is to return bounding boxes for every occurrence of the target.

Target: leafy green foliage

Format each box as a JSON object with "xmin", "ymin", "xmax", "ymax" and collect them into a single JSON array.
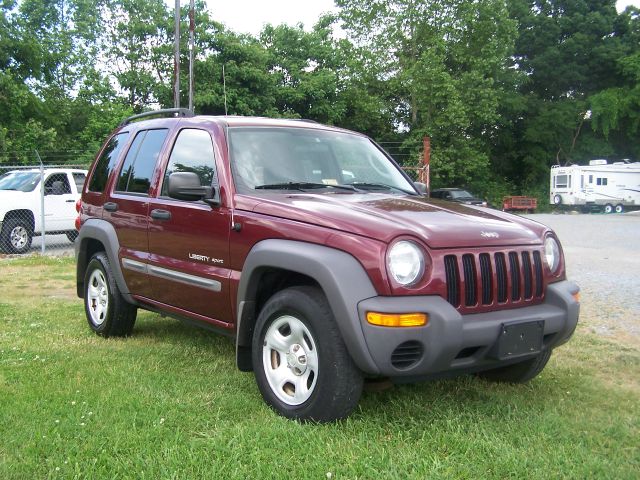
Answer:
[
  {"xmin": 337, "ymin": 0, "xmax": 519, "ymax": 187},
  {"xmin": 491, "ymin": 0, "xmax": 639, "ymax": 194},
  {"xmin": 0, "ymin": 0, "xmax": 637, "ymax": 201}
]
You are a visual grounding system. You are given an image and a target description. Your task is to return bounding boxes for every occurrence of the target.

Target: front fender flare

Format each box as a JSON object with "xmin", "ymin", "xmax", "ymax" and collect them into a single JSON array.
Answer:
[{"xmin": 236, "ymin": 239, "xmax": 381, "ymax": 374}]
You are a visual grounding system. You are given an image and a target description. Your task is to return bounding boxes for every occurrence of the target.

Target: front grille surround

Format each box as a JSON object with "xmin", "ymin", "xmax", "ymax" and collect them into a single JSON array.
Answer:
[{"xmin": 442, "ymin": 247, "xmax": 546, "ymax": 313}]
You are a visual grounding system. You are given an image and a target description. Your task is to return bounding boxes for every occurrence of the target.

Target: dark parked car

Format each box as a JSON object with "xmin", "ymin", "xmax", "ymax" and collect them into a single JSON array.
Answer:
[
  {"xmin": 430, "ymin": 188, "xmax": 488, "ymax": 207},
  {"xmin": 75, "ymin": 109, "xmax": 580, "ymax": 422}
]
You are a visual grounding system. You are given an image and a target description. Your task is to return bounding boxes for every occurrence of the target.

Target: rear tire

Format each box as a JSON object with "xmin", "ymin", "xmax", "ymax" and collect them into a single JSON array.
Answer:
[
  {"xmin": 477, "ymin": 349, "xmax": 552, "ymax": 383},
  {"xmin": 553, "ymin": 194, "xmax": 562, "ymax": 205},
  {"xmin": 252, "ymin": 286, "xmax": 363, "ymax": 422},
  {"xmin": 84, "ymin": 252, "xmax": 137, "ymax": 337},
  {"xmin": 0, "ymin": 217, "xmax": 32, "ymax": 254},
  {"xmin": 604, "ymin": 204, "xmax": 613, "ymax": 214}
]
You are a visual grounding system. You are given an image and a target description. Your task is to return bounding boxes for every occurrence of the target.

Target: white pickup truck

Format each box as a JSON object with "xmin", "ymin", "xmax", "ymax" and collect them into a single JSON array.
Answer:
[{"xmin": 0, "ymin": 168, "xmax": 87, "ymax": 253}]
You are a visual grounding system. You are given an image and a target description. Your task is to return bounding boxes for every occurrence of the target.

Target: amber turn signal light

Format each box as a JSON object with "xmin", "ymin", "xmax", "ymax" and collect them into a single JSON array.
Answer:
[
  {"xmin": 572, "ymin": 292, "xmax": 580, "ymax": 303},
  {"xmin": 366, "ymin": 312, "xmax": 428, "ymax": 327}
]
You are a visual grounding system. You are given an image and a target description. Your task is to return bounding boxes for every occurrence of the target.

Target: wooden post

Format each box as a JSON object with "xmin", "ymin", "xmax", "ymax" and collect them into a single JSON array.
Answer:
[{"xmin": 422, "ymin": 136, "xmax": 431, "ymax": 194}]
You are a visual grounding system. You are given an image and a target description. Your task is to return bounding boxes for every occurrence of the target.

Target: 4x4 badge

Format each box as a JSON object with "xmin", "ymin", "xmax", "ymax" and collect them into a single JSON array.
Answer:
[{"xmin": 481, "ymin": 231, "xmax": 500, "ymax": 238}]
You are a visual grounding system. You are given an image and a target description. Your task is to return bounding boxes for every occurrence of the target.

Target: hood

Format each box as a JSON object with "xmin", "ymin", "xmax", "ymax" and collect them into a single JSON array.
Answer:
[
  {"xmin": 0, "ymin": 189, "xmax": 30, "ymax": 207},
  {"xmin": 247, "ymin": 192, "xmax": 547, "ymax": 248}
]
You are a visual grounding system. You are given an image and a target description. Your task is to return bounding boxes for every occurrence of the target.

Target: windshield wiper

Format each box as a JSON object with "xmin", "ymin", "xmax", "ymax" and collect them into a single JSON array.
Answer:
[
  {"xmin": 255, "ymin": 182, "xmax": 357, "ymax": 192},
  {"xmin": 347, "ymin": 182, "xmax": 413, "ymax": 194}
]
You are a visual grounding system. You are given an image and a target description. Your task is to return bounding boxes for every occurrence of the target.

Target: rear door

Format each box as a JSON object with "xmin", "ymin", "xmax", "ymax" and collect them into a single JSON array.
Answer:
[
  {"xmin": 147, "ymin": 128, "xmax": 233, "ymax": 327},
  {"xmin": 105, "ymin": 128, "xmax": 169, "ymax": 298}
]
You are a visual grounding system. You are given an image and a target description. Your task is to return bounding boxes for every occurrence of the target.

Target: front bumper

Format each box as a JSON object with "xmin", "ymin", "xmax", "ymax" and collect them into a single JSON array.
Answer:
[{"xmin": 356, "ymin": 280, "xmax": 580, "ymax": 377}]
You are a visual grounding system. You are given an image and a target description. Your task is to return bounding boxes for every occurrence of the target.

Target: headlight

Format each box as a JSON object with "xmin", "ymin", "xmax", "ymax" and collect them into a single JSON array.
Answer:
[
  {"xmin": 387, "ymin": 240, "xmax": 425, "ymax": 286},
  {"xmin": 544, "ymin": 236, "xmax": 561, "ymax": 274}
]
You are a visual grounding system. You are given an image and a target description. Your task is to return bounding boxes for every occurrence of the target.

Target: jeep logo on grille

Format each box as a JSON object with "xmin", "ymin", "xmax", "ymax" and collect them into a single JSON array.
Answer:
[{"xmin": 481, "ymin": 231, "xmax": 500, "ymax": 238}]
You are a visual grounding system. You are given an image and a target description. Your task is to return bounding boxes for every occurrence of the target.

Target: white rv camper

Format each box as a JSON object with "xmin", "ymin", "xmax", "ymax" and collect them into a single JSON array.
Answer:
[{"xmin": 550, "ymin": 160, "xmax": 640, "ymax": 213}]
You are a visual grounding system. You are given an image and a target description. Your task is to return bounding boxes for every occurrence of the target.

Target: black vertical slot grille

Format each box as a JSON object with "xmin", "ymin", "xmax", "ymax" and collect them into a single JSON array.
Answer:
[
  {"xmin": 495, "ymin": 252, "xmax": 507, "ymax": 303},
  {"xmin": 479, "ymin": 253, "xmax": 492, "ymax": 305},
  {"xmin": 442, "ymin": 248, "xmax": 545, "ymax": 312},
  {"xmin": 509, "ymin": 252, "xmax": 520, "ymax": 301},
  {"xmin": 533, "ymin": 251, "xmax": 543, "ymax": 297},
  {"xmin": 522, "ymin": 252, "xmax": 533, "ymax": 299},
  {"xmin": 462, "ymin": 254, "xmax": 477, "ymax": 306},
  {"xmin": 444, "ymin": 255, "xmax": 460, "ymax": 307}
]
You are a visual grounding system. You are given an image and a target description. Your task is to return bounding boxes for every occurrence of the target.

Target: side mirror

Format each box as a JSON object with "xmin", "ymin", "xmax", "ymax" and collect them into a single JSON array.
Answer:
[
  {"xmin": 413, "ymin": 182, "xmax": 427, "ymax": 195},
  {"xmin": 168, "ymin": 172, "xmax": 217, "ymax": 204}
]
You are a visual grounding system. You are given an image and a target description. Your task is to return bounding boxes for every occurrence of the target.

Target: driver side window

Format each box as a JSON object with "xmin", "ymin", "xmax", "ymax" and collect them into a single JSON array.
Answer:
[
  {"xmin": 161, "ymin": 129, "xmax": 217, "ymax": 197},
  {"xmin": 44, "ymin": 173, "xmax": 71, "ymax": 195}
]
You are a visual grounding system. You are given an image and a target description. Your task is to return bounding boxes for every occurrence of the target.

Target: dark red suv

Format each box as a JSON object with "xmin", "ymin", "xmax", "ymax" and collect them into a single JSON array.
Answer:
[{"xmin": 76, "ymin": 109, "xmax": 580, "ymax": 422}]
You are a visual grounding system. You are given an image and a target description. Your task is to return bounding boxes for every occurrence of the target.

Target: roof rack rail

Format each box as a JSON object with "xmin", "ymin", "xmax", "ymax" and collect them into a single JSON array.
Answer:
[
  {"xmin": 290, "ymin": 118, "xmax": 319, "ymax": 124},
  {"xmin": 119, "ymin": 108, "xmax": 194, "ymax": 127}
]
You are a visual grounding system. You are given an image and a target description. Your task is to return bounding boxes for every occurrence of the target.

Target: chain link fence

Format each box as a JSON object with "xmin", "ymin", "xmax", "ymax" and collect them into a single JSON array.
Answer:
[
  {"xmin": 0, "ymin": 140, "xmax": 428, "ymax": 256},
  {"xmin": 0, "ymin": 162, "xmax": 89, "ymax": 256},
  {"xmin": 379, "ymin": 141, "xmax": 429, "ymax": 184}
]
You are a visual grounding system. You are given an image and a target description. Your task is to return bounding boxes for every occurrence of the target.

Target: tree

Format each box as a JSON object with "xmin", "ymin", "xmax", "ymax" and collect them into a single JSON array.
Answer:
[
  {"xmin": 103, "ymin": 0, "xmax": 172, "ymax": 110},
  {"xmin": 337, "ymin": 0, "xmax": 518, "ymax": 190},
  {"xmin": 589, "ymin": 7, "xmax": 640, "ymax": 160},
  {"xmin": 496, "ymin": 0, "xmax": 631, "ymax": 189}
]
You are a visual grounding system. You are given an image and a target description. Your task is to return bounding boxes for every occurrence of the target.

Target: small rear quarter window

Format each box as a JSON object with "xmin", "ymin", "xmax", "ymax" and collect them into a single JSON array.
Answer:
[{"xmin": 88, "ymin": 132, "xmax": 130, "ymax": 192}]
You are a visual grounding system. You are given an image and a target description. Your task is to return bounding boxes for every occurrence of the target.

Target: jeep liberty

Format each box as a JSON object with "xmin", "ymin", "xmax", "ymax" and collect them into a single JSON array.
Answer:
[{"xmin": 75, "ymin": 109, "xmax": 580, "ymax": 422}]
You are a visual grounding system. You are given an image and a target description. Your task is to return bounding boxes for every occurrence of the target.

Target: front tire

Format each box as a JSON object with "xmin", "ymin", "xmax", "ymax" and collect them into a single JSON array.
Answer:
[
  {"xmin": 0, "ymin": 218, "xmax": 33, "ymax": 254},
  {"xmin": 477, "ymin": 349, "xmax": 552, "ymax": 383},
  {"xmin": 84, "ymin": 252, "xmax": 137, "ymax": 337},
  {"xmin": 252, "ymin": 286, "xmax": 363, "ymax": 422},
  {"xmin": 553, "ymin": 194, "xmax": 562, "ymax": 205},
  {"xmin": 615, "ymin": 204, "xmax": 624, "ymax": 214},
  {"xmin": 604, "ymin": 204, "xmax": 613, "ymax": 214}
]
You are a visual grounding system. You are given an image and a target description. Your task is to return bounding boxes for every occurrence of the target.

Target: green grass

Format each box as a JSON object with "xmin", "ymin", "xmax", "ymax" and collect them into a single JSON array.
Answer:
[{"xmin": 1, "ymin": 256, "xmax": 638, "ymax": 479}]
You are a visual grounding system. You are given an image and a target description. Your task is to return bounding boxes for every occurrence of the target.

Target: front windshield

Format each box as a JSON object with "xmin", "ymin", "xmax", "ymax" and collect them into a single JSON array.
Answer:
[
  {"xmin": 449, "ymin": 190, "xmax": 474, "ymax": 199},
  {"xmin": 0, "ymin": 171, "xmax": 40, "ymax": 192},
  {"xmin": 228, "ymin": 127, "xmax": 416, "ymax": 194}
]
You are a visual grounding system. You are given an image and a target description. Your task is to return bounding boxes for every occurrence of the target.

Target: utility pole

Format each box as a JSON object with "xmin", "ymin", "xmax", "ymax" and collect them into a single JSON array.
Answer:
[
  {"xmin": 173, "ymin": 0, "xmax": 180, "ymax": 108},
  {"xmin": 188, "ymin": 0, "xmax": 195, "ymax": 111}
]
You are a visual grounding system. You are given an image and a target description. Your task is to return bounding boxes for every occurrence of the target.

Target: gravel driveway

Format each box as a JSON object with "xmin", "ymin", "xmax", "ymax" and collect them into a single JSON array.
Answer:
[{"xmin": 526, "ymin": 213, "xmax": 640, "ymax": 345}]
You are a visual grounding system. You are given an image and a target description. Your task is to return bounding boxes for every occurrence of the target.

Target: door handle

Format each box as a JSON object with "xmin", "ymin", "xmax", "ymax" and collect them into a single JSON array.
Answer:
[
  {"xmin": 104, "ymin": 202, "xmax": 118, "ymax": 212},
  {"xmin": 150, "ymin": 209, "xmax": 171, "ymax": 220},
  {"xmin": 66, "ymin": 199, "xmax": 75, "ymax": 203}
]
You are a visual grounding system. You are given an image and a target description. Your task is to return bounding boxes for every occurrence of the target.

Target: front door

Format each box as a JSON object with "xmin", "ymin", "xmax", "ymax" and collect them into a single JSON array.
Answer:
[
  {"xmin": 147, "ymin": 128, "xmax": 232, "ymax": 327},
  {"xmin": 43, "ymin": 172, "xmax": 76, "ymax": 231}
]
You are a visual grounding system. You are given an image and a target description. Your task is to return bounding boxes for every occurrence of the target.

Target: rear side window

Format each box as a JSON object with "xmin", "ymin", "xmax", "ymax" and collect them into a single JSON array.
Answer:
[
  {"xmin": 73, "ymin": 173, "xmax": 86, "ymax": 192},
  {"xmin": 161, "ymin": 129, "xmax": 216, "ymax": 197},
  {"xmin": 88, "ymin": 132, "xmax": 129, "ymax": 192},
  {"xmin": 116, "ymin": 129, "xmax": 168, "ymax": 194}
]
